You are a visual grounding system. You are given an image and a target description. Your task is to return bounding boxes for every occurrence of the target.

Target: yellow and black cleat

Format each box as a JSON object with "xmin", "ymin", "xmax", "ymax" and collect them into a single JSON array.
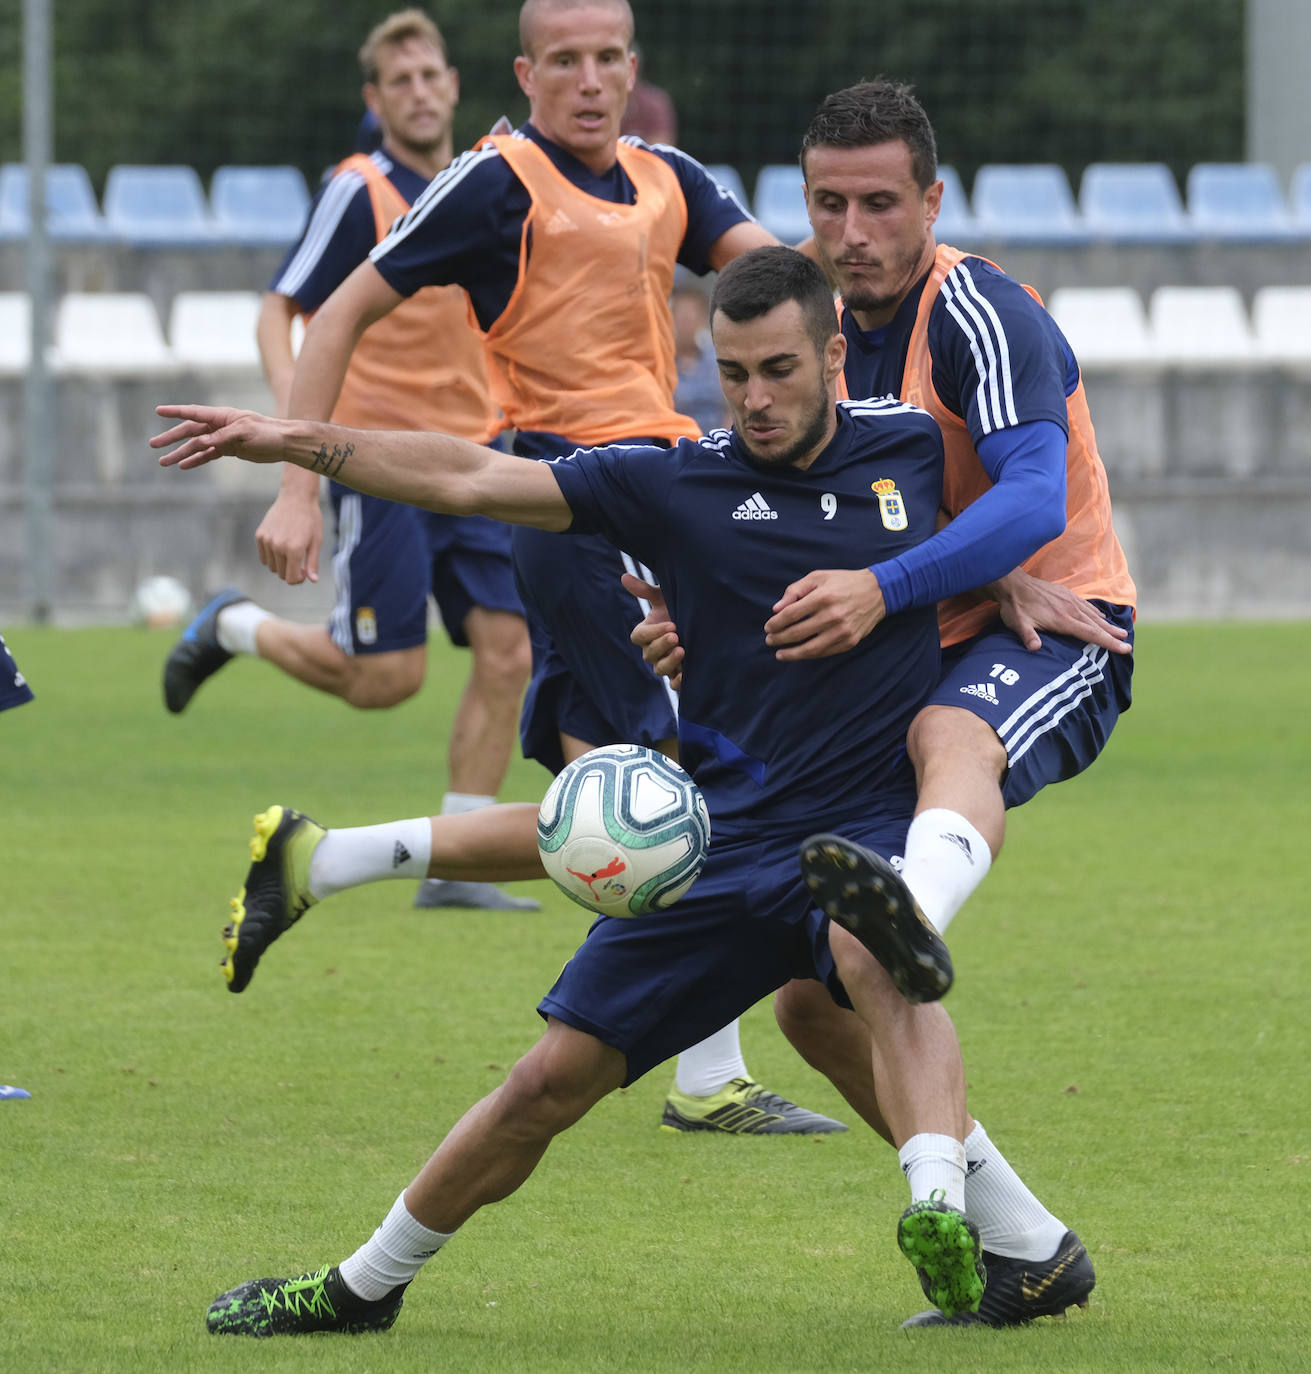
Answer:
[{"xmin": 221, "ymin": 805, "xmax": 325, "ymax": 993}]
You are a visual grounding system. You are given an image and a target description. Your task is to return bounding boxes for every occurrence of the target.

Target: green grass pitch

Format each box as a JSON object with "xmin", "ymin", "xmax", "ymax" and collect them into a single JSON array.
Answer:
[{"xmin": 2, "ymin": 620, "xmax": 1307, "ymax": 1372}]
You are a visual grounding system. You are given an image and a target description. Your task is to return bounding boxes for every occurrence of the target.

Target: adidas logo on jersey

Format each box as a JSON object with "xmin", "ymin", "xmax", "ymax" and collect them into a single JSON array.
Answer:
[
  {"xmin": 544, "ymin": 208, "xmax": 578, "ymax": 235},
  {"xmin": 733, "ymin": 492, "xmax": 777, "ymax": 521},
  {"xmin": 959, "ymin": 682, "xmax": 1000, "ymax": 704}
]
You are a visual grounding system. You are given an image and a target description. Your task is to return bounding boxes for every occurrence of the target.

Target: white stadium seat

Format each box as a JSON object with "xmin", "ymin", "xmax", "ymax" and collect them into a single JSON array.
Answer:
[
  {"xmin": 1250, "ymin": 286, "xmax": 1311, "ymax": 362},
  {"xmin": 53, "ymin": 292, "xmax": 181, "ymax": 374},
  {"xmin": 169, "ymin": 290, "xmax": 262, "ymax": 368},
  {"xmin": 0, "ymin": 292, "xmax": 31, "ymax": 373},
  {"xmin": 1047, "ymin": 287, "xmax": 1154, "ymax": 364},
  {"xmin": 1147, "ymin": 286, "xmax": 1256, "ymax": 364}
]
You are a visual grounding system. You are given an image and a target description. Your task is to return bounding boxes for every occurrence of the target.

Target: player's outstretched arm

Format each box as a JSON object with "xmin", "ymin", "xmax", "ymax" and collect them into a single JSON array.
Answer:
[
  {"xmin": 622, "ymin": 573, "xmax": 684, "ymax": 690},
  {"xmin": 986, "ymin": 568, "xmax": 1131, "ymax": 654},
  {"xmin": 764, "ymin": 568, "xmax": 887, "ymax": 660},
  {"xmin": 153, "ymin": 405, "xmax": 573, "ymax": 530}
]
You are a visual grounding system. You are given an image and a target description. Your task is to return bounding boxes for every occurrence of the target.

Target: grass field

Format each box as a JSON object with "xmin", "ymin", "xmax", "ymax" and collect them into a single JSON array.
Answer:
[{"xmin": 2, "ymin": 619, "xmax": 1308, "ymax": 1372}]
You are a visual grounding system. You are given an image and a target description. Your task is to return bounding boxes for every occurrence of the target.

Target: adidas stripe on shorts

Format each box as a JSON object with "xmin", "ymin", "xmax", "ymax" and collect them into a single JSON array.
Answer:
[{"xmin": 928, "ymin": 602, "xmax": 1134, "ymax": 809}]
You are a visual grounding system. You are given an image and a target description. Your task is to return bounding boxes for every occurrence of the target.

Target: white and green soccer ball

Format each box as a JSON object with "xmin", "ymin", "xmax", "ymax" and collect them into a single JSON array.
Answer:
[{"xmin": 537, "ymin": 744, "xmax": 711, "ymax": 918}]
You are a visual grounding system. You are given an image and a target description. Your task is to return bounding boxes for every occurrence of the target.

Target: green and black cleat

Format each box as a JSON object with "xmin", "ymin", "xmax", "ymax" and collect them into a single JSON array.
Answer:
[
  {"xmin": 897, "ymin": 1194, "xmax": 986, "ymax": 1320},
  {"xmin": 902, "ymin": 1229, "xmax": 1094, "ymax": 1327},
  {"xmin": 206, "ymin": 1264, "xmax": 406, "ymax": 1337},
  {"xmin": 223, "ymin": 805, "xmax": 325, "ymax": 993},
  {"xmin": 800, "ymin": 832, "xmax": 953, "ymax": 1003}
]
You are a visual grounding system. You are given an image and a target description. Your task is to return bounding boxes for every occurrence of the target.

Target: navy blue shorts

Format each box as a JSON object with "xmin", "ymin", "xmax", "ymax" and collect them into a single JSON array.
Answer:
[
  {"xmin": 0, "ymin": 632, "xmax": 33, "ymax": 711},
  {"xmin": 327, "ymin": 485, "xmax": 523, "ymax": 655},
  {"xmin": 930, "ymin": 602, "xmax": 1135, "ymax": 808},
  {"xmin": 538, "ymin": 809, "xmax": 911, "ymax": 1085},
  {"xmin": 513, "ymin": 525, "xmax": 679, "ymax": 775}
]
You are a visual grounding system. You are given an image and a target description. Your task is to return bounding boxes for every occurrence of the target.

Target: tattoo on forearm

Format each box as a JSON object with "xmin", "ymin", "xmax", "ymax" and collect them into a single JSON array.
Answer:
[{"xmin": 310, "ymin": 441, "xmax": 354, "ymax": 477}]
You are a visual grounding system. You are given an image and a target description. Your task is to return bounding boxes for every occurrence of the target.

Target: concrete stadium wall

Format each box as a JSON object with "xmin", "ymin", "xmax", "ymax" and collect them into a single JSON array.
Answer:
[{"xmin": 1, "ymin": 241, "xmax": 1309, "ymax": 624}]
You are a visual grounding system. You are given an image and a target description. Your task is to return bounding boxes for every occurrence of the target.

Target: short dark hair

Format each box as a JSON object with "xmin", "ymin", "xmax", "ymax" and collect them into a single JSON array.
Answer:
[
  {"xmin": 800, "ymin": 79, "xmax": 938, "ymax": 191},
  {"xmin": 710, "ymin": 246, "xmax": 837, "ymax": 354}
]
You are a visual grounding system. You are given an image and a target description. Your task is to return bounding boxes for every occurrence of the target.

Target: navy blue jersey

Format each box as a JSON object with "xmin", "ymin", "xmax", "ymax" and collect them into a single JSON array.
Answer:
[
  {"xmin": 842, "ymin": 256, "xmax": 1080, "ymax": 617},
  {"xmin": 270, "ymin": 150, "xmax": 429, "ymax": 312},
  {"xmin": 369, "ymin": 124, "xmax": 752, "ymax": 331},
  {"xmin": 548, "ymin": 401, "xmax": 945, "ymax": 835},
  {"xmin": 841, "ymin": 257, "xmax": 1077, "ymax": 444}
]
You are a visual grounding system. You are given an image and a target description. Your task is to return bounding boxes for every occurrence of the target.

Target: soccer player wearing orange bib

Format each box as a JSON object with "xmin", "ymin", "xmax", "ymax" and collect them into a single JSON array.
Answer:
[
  {"xmin": 161, "ymin": 11, "xmax": 538, "ymax": 913},
  {"xmin": 631, "ymin": 81, "xmax": 1135, "ymax": 1326},
  {"xmin": 235, "ymin": 0, "xmax": 837, "ymax": 1136}
]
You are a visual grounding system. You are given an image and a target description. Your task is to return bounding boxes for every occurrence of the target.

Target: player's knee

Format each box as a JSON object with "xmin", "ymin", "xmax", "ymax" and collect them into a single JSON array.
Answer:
[
  {"xmin": 498, "ymin": 1032, "xmax": 618, "ymax": 1137},
  {"xmin": 342, "ymin": 653, "xmax": 426, "ymax": 709},
  {"xmin": 907, "ymin": 704, "xmax": 1004, "ymax": 774},
  {"xmin": 472, "ymin": 616, "xmax": 533, "ymax": 696}
]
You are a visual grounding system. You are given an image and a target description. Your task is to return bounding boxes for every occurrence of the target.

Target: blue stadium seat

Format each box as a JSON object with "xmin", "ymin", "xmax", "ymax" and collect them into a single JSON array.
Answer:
[
  {"xmin": 1185, "ymin": 162, "xmax": 1298, "ymax": 241},
  {"xmin": 103, "ymin": 165, "xmax": 218, "ymax": 246},
  {"xmin": 702, "ymin": 163, "xmax": 750, "ymax": 215},
  {"xmin": 0, "ymin": 163, "xmax": 107, "ymax": 240},
  {"xmin": 210, "ymin": 165, "xmax": 310, "ymax": 247},
  {"xmin": 1290, "ymin": 162, "xmax": 1311, "ymax": 233},
  {"xmin": 1079, "ymin": 162, "xmax": 1195, "ymax": 244},
  {"xmin": 971, "ymin": 163, "xmax": 1091, "ymax": 244},
  {"xmin": 752, "ymin": 163, "xmax": 810, "ymax": 245},
  {"xmin": 934, "ymin": 165, "xmax": 980, "ymax": 244}
]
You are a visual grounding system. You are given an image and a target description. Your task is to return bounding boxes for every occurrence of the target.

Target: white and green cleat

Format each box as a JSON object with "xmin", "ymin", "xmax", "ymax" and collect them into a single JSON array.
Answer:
[{"xmin": 222, "ymin": 805, "xmax": 325, "ymax": 994}]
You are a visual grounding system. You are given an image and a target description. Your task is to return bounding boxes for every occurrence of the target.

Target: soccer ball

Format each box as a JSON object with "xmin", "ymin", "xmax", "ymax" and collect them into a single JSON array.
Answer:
[
  {"xmin": 131, "ymin": 575, "xmax": 193, "ymax": 628},
  {"xmin": 537, "ymin": 744, "xmax": 711, "ymax": 918}
]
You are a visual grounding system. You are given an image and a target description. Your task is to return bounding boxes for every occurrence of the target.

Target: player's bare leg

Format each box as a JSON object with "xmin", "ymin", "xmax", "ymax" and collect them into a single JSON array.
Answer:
[
  {"xmin": 774, "ymin": 974, "xmax": 1091, "ymax": 1327},
  {"xmin": 827, "ymin": 925, "xmax": 983, "ymax": 1317},
  {"xmin": 897, "ymin": 706, "xmax": 1005, "ymax": 938},
  {"xmin": 207, "ymin": 1021, "xmax": 625, "ymax": 1336},
  {"xmin": 445, "ymin": 607, "xmax": 531, "ymax": 797},
  {"xmin": 416, "ymin": 606, "xmax": 539, "ymax": 911},
  {"xmin": 253, "ymin": 621, "xmax": 427, "ymax": 708}
]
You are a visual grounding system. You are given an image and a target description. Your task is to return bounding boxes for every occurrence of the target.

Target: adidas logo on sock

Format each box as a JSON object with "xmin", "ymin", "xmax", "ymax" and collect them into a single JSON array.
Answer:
[
  {"xmin": 393, "ymin": 841, "xmax": 412, "ymax": 868},
  {"xmin": 944, "ymin": 832, "xmax": 974, "ymax": 862},
  {"xmin": 959, "ymin": 682, "xmax": 999, "ymax": 704},
  {"xmin": 965, "ymin": 1157, "xmax": 985, "ymax": 1177},
  {"xmin": 732, "ymin": 491, "xmax": 777, "ymax": 521}
]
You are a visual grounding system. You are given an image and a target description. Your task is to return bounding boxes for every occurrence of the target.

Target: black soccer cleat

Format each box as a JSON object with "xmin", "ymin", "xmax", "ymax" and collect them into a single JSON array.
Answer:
[
  {"xmin": 163, "ymin": 586, "xmax": 250, "ymax": 714},
  {"xmin": 897, "ymin": 1194, "xmax": 986, "ymax": 1319},
  {"xmin": 800, "ymin": 833, "xmax": 953, "ymax": 1004},
  {"xmin": 901, "ymin": 1228, "xmax": 1095, "ymax": 1327},
  {"xmin": 222, "ymin": 805, "xmax": 325, "ymax": 993},
  {"xmin": 206, "ymin": 1264, "xmax": 407, "ymax": 1337}
]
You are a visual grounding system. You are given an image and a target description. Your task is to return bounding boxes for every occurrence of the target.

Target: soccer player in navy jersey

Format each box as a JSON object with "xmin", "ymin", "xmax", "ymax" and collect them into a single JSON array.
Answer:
[
  {"xmin": 632, "ymin": 80, "xmax": 1133, "ymax": 1325},
  {"xmin": 160, "ymin": 11, "xmax": 538, "ymax": 915},
  {"xmin": 0, "ymin": 631, "xmax": 33, "ymax": 716},
  {"xmin": 154, "ymin": 246, "xmax": 1020, "ymax": 1336},
  {"xmin": 1, "ymin": 630, "xmax": 34, "ymax": 1100},
  {"xmin": 252, "ymin": 0, "xmax": 831, "ymax": 1135}
]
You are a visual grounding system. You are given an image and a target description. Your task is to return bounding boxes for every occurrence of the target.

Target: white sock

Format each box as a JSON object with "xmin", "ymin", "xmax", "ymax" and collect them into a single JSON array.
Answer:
[
  {"xmin": 307, "ymin": 818, "xmax": 433, "ymax": 900},
  {"xmin": 674, "ymin": 1020, "xmax": 750, "ymax": 1096},
  {"xmin": 962, "ymin": 1121, "xmax": 1067, "ymax": 1260},
  {"xmin": 215, "ymin": 601, "xmax": 272, "ymax": 656},
  {"xmin": 900, "ymin": 809, "xmax": 993, "ymax": 935},
  {"xmin": 898, "ymin": 1132, "xmax": 966, "ymax": 1210},
  {"xmin": 441, "ymin": 792, "xmax": 495, "ymax": 815},
  {"xmin": 339, "ymin": 1192, "xmax": 457, "ymax": 1301}
]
